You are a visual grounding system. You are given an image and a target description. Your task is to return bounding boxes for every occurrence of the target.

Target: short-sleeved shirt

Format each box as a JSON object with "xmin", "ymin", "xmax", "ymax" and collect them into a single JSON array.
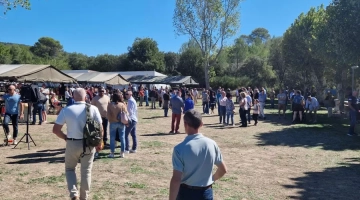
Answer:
[
  {"xmin": 202, "ymin": 92, "xmax": 209, "ymax": 102},
  {"xmin": 172, "ymin": 133, "xmax": 223, "ymax": 187},
  {"xmin": 55, "ymin": 102, "xmax": 102, "ymax": 139},
  {"xmin": 170, "ymin": 96, "xmax": 184, "ymax": 114},
  {"xmin": 91, "ymin": 95, "xmax": 110, "ymax": 118},
  {"xmin": 3, "ymin": 94, "xmax": 21, "ymax": 115},
  {"xmin": 277, "ymin": 93, "xmax": 287, "ymax": 105},
  {"xmin": 293, "ymin": 95, "xmax": 304, "ymax": 104}
]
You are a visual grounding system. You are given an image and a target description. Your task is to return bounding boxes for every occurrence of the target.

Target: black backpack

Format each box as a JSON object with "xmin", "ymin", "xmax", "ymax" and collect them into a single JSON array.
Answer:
[{"xmin": 82, "ymin": 104, "xmax": 102, "ymax": 156}]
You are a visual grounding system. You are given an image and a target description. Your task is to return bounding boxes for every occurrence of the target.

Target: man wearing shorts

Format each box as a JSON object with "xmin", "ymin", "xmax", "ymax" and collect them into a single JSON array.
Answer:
[
  {"xmin": 292, "ymin": 90, "xmax": 305, "ymax": 123},
  {"xmin": 277, "ymin": 90, "xmax": 287, "ymax": 118}
]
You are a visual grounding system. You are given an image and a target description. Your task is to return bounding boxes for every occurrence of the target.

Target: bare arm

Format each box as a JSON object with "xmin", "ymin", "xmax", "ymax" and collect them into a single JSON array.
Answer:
[
  {"xmin": 52, "ymin": 124, "xmax": 67, "ymax": 140},
  {"xmin": 169, "ymin": 170, "xmax": 182, "ymax": 200},
  {"xmin": 213, "ymin": 161, "xmax": 228, "ymax": 182}
]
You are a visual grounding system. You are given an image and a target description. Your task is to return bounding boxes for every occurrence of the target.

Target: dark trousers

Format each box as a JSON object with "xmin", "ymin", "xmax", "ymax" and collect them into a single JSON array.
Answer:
[
  {"xmin": 239, "ymin": 108, "xmax": 247, "ymax": 127},
  {"xmin": 3, "ymin": 113, "xmax": 18, "ymax": 138},
  {"xmin": 32, "ymin": 103, "xmax": 43, "ymax": 124},
  {"xmin": 145, "ymin": 96, "xmax": 149, "ymax": 106},
  {"xmin": 349, "ymin": 110, "xmax": 357, "ymax": 135},
  {"xmin": 219, "ymin": 106, "xmax": 226, "ymax": 123},
  {"xmin": 171, "ymin": 113, "xmax": 181, "ymax": 132},
  {"xmin": 246, "ymin": 109, "xmax": 251, "ymax": 123},
  {"xmin": 164, "ymin": 108, "xmax": 169, "ymax": 117},
  {"xmin": 102, "ymin": 117, "xmax": 108, "ymax": 143},
  {"xmin": 177, "ymin": 186, "xmax": 213, "ymax": 200},
  {"xmin": 202, "ymin": 102, "xmax": 209, "ymax": 114},
  {"xmin": 159, "ymin": 100, "xmax": 162, "ymax": 107},
  {"xmin": 125, "ymin": 121, "xmax": 137, "ymax": 151},
  {"xmin": 253, "ymin": 114, "xmax": 259, "ymax": 124}
]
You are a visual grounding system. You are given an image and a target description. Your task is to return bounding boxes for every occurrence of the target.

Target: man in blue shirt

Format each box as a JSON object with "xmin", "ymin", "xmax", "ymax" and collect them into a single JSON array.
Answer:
[
  {"xmin": 169, "ymin": 91, "xmax": 184, "ymax": 134},
  {"xmin": 183, "ymin": 93, "xmax": 194, "ymax": 113},
  {"xmin": 1, "ymin": 85, "xmax": 23, "ymax": 145},
  {"xmin": 169, "ymin": 109, "xmax": 227, "ymax": 200}
]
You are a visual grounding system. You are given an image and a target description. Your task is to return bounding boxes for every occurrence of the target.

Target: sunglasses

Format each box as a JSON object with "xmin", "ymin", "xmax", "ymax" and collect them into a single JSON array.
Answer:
[
  {"xmin": 125, "ymin": 94, "xmax": 130, "ymax": 96},
  {"xmin": 8, "ymin": 89, "xmax": 13, "ymax": 91}
]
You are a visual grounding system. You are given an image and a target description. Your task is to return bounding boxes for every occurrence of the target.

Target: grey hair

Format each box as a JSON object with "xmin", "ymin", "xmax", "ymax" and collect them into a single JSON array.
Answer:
[{"xmin": 73, "ymin": 88, "xmax": 86, "ymax": 101}]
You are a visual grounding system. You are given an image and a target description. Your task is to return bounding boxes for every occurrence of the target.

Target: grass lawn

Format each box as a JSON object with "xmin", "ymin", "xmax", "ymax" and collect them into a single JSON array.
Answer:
[{"xmin": 0, "ymin": 102, "xmax": 360, "ymax": 200}]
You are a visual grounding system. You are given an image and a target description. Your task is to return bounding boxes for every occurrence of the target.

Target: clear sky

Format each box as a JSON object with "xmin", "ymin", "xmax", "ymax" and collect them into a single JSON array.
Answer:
[{"xmin": 0, "ymin": 0, "xmax": 331, "ymax": 56}]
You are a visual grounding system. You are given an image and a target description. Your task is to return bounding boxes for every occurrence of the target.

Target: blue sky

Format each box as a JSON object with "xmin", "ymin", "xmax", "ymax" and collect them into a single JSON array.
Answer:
[{"xmin": 0, "ymin": 0, "xmax": 331, "ymax": 56}]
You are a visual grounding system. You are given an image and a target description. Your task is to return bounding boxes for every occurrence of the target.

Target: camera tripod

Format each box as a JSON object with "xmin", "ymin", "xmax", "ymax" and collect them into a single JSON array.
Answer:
[{"xmin": 13, "ymin": 103, "xmax": 36, "ymax": 150}]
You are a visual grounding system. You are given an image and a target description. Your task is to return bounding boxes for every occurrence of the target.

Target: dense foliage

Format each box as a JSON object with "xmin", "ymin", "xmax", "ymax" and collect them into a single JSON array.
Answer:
[{"xmin": 1, "ymin": 0, "xmax": 359, "ymax": 97}]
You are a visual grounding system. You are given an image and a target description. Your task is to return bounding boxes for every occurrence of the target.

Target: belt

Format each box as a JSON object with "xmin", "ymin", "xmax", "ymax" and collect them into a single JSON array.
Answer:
[
  {"xmin": 180, "ymin": 184, "xmax": 212, "ymax": 190},
  {"xmin": 66, "ymin": 138, "xmax": 82, "ymax": 141}
]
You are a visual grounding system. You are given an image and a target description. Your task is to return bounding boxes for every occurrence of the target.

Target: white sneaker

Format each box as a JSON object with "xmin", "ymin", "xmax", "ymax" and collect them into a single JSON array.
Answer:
[
  {"xmin": 120, "ymin": 152, "xmax": 125, "ymax": 158},
  {"xmin": 13, "ymin": 139, "xmax": 17, "ymax": 145},
  {"xmin": 108, "ymin": 153, "xmax": 115, "ymax": 158},
  {"xmin": 124, "ymin": 151, "xmax": 129, "ymax": 154},
  {"xmin": 130, "ymin": 150, "xmax": 137, "ymax": 153}
]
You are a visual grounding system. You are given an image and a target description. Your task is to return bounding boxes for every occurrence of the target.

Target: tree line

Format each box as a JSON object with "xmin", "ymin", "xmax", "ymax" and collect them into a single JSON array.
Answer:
[{"xmin": 1, "ymin": 0, "xmax": 359, "ymax": 101}]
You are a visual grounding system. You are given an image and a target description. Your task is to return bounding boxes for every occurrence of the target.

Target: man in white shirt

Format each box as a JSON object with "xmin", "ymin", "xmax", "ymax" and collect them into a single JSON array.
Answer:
[
  {"xmin": 305, "ymin": 95, "xmax": 319, "ymax": 123},
  {"xmin": 125, "ymin": 91, "xmax": 138, "ymax": 153},
  {"xmin": 52, "ymin": 88, "xmax": 103, "ymax": 200},
  {"xmin": 41, "ymin": 84, "xmax": 50, "ymax": 122},
  {"xmin": 245, "ymin": 92, "xmax": 252, "ymax": 124}
]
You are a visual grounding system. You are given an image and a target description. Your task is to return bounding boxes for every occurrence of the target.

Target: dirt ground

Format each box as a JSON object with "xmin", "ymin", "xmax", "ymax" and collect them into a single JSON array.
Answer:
[{"xmin": 1, "ymin": 103, "xmax": 360, "ymax": 200}]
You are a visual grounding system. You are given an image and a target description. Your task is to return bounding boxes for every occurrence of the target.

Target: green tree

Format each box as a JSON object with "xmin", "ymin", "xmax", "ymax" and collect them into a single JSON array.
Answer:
[
  {"xmin": 30, "ymin": 37, "xmax": 63, "ymax": 58},
  {"xmin": 164, "ymin": 52, "xmax": 179, "ymax": 75},
  {"xmin": 177, "ymin": 46, "xmax": 204, "ymax": 85},
  {"xmin": 0, "ymin": 43, "xmax": 11, "ymax": 63},
  {"xmin": 249, "ymin": 27, "xmax": 270, "ymax": 45},
  {"xmin": 268, "ymin": 37, "xmax": 286, "ymax": 87},
  {"xmin": 68, "ymin": 53, "xmax": 89, "ymax": 70},
  {"xmin": 173, "ymin": 0, "xmax": 242, "ymax": 89},
  {"xmin": 127, "ymin": 37, "xmax": 165, "ymax": 72},
  {"xmin": 1, "ymin": 0, "xmax": 30, "ymax": 14}
]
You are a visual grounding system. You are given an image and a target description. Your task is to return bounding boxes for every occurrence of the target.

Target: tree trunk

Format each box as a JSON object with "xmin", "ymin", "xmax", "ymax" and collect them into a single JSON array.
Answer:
[{"xmin": 204, "ymin": 59, "xmax": 210, "ymax": 89}]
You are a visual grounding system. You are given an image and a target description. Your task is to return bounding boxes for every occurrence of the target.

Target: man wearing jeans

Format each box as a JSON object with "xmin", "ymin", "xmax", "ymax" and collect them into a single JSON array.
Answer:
[
  {"xmin": 169, "ymin": 110, "xmax": 227, "ymax": 200},
  {"xmin": 124, "ymin": 91, "xmax": 138, "ymax": 153},
  {"xmin": 169, "ymin": 91, "xmax": 184, "ymax": 134},
  {"xmin": 348, "ymin": 91, "xmax": 359, "ymax": 136},
  {"xmin": 52, "ymin": 88, "xmax": 103, "ymax": 200},
  {"xmin": 219, "ymin": 91, "xmax": 227, "ymax": 124},
  {"xmin": 1, "ymin": 85, "xmax": 23, "ymax": 145}
]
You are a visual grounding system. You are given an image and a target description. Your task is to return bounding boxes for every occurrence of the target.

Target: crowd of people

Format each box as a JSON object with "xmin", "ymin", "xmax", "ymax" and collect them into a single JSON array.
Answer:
[{"xmin": 1, "ymin": 82, "xmax": 341, "ymax": 200}]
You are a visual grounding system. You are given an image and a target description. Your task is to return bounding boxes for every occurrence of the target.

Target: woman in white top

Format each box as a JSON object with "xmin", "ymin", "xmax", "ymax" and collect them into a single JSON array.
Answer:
[
  {"xmin": 65, "ymin": 87, "xmax": 72, "ymax": 100},
  {"xmin": 239, "ymin": 92, "xmax": 248, "ymax": 127}
]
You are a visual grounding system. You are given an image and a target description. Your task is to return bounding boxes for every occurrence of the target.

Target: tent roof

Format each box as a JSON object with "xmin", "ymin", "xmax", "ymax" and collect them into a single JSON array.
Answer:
[
  {"xmin": 0, "ymin": 64, "xmax": 77, "ymax": 83},
  {"xmin": 125, "ymin": 75, "xmax": 198, "ymax": 85},
  {"xmin": 62, "ymin": 71, "xmax": 129, "ymax": 85}
]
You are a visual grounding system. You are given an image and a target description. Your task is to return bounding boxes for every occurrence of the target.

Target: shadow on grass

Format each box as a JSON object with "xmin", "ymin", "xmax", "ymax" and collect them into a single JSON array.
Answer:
[
  {"xmin": 255, "ymin": 119, "xmax": 360, "ymax": 151},
  {"xmin": 140, "ymin": 132, "xmax": 185, "ymax": 136},
  {"xmin": 6, "ymin": 148, "xmax": 65, "ymax": 164},
  {"xmin": 142, "ymin": 116, "xmax": 165, "ymax": 119},
  {"xmin": 284, "ymin": 158, "xmax": 360, "ymax": 200}
]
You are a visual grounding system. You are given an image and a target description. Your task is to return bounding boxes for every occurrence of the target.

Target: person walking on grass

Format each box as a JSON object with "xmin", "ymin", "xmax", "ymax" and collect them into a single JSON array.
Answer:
[
  {"xmin": 219, "ymin": 91, "xmax": 227, "ymax": 124},
  {"xmin": 292, "ymin": 90, "xmax": 305, "ymax": 124},
  {"xmin": 169, "ymin": 109, "xmax": 227, "ymax": 200},
  {"xmin": 225, "ymin": 93, "xmax": 235, "ymax": 126},
  {"xmin": 163, "ymin": 90, "xmax": 170, "ymax": 117},
  {"xmin": 252, "ymin": 99, "xmax": 260, "ymax": 126},
  {"xmin": 184, "ymin": 92, "xmax": 194, "ymax": 113},
  {"xmin": 258, "ymin": 89, "xmax": 267, "ymax": 119},
  {"xmin": 239, "ymin": 92, "xmax": 248, "ymax": 127},
  {"xmin": 91, "ymin": 87, "xmax": 110, "ymax": 147},
  {"xmin": 52, "ymin": 88, "xmax": 103, "ymax": 200},
  {"xmin": 169, "ymin": 90, "xmax": 184, "ymax": 134},
  {"xmin": 277, "ymin": 89, "xmax": 287, "ymax": 119},
  {"xmin": 107, "ymin": 93, "xmax": 127, "ymax": 158},
  {"xmin": 1, "ymin": 85, "xmax": 23, "ymax": 145},
  {"xmin": 124, "ymin": 91, "xmax": 138, "ymax": 154}
]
